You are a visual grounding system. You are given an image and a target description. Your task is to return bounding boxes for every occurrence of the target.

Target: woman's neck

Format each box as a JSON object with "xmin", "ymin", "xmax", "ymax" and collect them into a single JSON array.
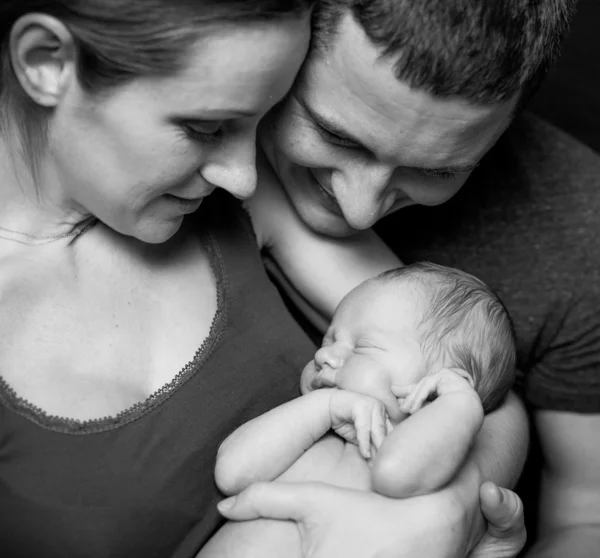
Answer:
[{"xmin": 0, "ymin": 141, "xmax": 91, "ymax": 240}]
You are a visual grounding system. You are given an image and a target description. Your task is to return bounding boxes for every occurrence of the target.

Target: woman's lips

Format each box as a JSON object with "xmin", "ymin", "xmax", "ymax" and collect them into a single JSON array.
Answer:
[{"xmin": 164, "ymin": 194, "xmax": 204, "ymax": 213}]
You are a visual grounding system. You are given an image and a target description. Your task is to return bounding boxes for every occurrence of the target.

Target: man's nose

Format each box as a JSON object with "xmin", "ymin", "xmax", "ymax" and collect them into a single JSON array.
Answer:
[{"xmin": 333, "ymin": 164, "xmax": 398, "ymax": 230}]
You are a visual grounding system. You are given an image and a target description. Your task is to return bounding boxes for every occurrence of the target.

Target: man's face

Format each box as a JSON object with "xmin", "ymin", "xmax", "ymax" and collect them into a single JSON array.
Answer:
[{"xmin": 261, "ymin": 12, "xmax": 517, "ymax": 237}]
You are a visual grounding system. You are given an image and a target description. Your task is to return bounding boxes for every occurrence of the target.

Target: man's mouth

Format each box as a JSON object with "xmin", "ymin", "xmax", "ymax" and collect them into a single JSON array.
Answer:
[{"xmin": 308, "ymin": 169, "xmax": 344, "ymax": 216}]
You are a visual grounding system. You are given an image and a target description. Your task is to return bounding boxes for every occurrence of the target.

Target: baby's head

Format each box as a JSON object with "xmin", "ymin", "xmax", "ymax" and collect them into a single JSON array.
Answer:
[{"xmin": 301, "ymin": 262, "xmax": 516, "ymax": 415}]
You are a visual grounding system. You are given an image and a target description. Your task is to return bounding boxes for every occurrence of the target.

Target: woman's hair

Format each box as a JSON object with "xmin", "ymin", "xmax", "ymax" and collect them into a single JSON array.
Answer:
[
  {"xmin": 375, "ymin": 262, "xmax": 517, "ymax": 414},
  {"xmin": 0, "ymin": 0, "xmax": 314, "ymax": 167}
]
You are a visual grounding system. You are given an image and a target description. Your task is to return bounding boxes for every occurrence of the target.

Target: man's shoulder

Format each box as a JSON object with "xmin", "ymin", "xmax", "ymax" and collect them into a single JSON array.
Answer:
[
  {"xmin": 467, "ymin": 111, "xmax": 600, "ymax": 244},
  {"xmin": 493, "ymin": 111, "xmax": 600, "ymax": 180}
]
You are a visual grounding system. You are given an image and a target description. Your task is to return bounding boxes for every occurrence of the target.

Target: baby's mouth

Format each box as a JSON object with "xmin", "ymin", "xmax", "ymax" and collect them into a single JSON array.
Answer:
[{"xmin": 313, "ymin": 367, "xmax": 338, "ymax": 389}]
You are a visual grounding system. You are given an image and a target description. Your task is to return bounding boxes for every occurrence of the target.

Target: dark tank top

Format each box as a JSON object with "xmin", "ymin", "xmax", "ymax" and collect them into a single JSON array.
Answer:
[{"xmin": 0, "ymin": 191, "xmax": 315, "ymax": 557}]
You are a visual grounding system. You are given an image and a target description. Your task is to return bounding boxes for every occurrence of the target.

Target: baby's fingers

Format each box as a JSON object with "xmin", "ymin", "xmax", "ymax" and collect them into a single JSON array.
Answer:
[
  {"xmin": 370, "ymin": 403, "xmax": 387, "ymax": 450},
  {"xmin": 391, "ymin": 384, "xmax": 414, "ymax": 397},
  {"xmin": 353, "ymin": 403, "xmax": 373, "ymax": 459},
  {"xmin": 400, "ymin": 379, "xmax": 432, "ymax": 414}
]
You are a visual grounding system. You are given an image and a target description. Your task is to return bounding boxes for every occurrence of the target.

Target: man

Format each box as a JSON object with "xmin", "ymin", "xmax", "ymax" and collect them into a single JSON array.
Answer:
[{"xmin": 223, "ymin": 1, "xmax": 599, "ymax": 556}]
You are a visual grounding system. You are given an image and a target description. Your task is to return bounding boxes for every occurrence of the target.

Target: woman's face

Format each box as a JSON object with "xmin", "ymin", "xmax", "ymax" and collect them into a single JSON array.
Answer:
[{"xmin": 51, "ymin": 18, "xmax": 310, "ymax": 243}]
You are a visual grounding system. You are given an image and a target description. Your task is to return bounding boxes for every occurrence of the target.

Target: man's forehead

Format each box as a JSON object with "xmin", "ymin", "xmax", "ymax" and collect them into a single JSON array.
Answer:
[{"xmin": 299, "ymin": 13, "xmax": 516, "ymax": 168}]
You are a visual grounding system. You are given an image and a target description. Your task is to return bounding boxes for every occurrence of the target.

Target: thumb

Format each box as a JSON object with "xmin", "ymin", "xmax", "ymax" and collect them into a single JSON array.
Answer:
[
  {"xmin": 468, "ymin": 482, "xmax": 527, "ymax": 558},
  {"xmin": 480, "ymin": 481, "xmax": 526, "ymax": 538},
  {"xmin": 217, "ymin": 481, "xmax": 325, "ymax": 522}
]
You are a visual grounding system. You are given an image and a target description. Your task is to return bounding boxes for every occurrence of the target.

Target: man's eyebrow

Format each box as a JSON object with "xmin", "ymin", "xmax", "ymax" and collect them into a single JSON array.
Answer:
[
  {"xmin": 297, "ymin": 95, "xmax": 366, "ymax": 147},
  {"xmin": 298, "ymin": 95, "xmax": 481, "ymax": 174}
]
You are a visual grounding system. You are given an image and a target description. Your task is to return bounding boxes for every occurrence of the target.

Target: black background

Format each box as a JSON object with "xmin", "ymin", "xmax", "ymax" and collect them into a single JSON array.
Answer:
[{"xmin": 530, "ymin": 0, "xmax": 600, "ymax": 154}]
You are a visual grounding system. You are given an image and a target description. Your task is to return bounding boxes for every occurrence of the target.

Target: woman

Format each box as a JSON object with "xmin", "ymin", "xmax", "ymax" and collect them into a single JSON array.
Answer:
[{"xmin": 0, "ymin": 1, "xmax": 312, "ymax": 555}]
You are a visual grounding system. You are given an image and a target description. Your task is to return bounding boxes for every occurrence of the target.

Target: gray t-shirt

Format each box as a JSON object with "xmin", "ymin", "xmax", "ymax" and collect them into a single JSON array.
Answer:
[{"xmin": 376, "ymin": 112, "xmax": 600, "ymax": 413}]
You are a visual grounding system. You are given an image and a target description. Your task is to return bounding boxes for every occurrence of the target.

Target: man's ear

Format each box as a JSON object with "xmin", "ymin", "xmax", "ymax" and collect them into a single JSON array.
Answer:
[{"xmin": 9, "ymin": 13, "xmax": 77, "ymax": 108}]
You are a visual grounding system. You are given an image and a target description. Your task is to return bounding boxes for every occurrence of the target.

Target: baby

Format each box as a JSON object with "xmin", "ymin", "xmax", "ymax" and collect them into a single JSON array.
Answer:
[{"xmin": 205, "ymin": 262, "xmax": 516, "ymax": 557}]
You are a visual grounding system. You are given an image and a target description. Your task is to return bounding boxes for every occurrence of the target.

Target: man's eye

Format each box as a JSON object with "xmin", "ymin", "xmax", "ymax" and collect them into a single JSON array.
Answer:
[
  {"xmin": 420, "ymin": 169, "xmax": 458, "ymax": 181},
  {"xmin": 315, "ymin": 124, "xmax": 358, "ymax": 148}
]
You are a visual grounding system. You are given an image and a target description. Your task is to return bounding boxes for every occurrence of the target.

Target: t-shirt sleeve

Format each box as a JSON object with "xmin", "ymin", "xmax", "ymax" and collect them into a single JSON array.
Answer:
[{"xmin": 524, "ymin": 288, "xmax": 600, "ymax": 412}]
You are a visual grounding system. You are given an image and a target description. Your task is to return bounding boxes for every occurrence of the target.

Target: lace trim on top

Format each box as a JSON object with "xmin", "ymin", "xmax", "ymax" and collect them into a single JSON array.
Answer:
[{"xmin": 0, "ymin": 230, "xmax": 228, "ymax": 435}]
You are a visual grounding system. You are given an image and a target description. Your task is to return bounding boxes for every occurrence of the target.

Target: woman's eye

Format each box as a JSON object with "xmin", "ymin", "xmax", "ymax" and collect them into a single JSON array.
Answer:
[
  {"xmin": 183, "ymin": 121, "xmax": 223, "ymax": 144},
  {"xmin": 315, "ymin": 124, "xmax": 359, "ymax": 148}
]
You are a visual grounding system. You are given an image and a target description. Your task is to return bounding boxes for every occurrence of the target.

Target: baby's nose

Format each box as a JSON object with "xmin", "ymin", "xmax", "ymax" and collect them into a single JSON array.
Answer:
[{"xmin": 314, "ymin": 345, "xmax": 343, "ymax": 371}]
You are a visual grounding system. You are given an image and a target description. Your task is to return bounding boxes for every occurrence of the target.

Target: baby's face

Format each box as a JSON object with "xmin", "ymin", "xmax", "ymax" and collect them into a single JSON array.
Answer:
[{"xmin": 301, "ymin": 280, "xmax": 425, "ymax": 415}]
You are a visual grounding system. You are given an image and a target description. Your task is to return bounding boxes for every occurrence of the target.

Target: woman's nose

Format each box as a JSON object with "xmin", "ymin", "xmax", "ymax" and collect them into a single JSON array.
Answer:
[{"xmin": 199, "ymin": 133, "xmax": 258, "ymax": 200}]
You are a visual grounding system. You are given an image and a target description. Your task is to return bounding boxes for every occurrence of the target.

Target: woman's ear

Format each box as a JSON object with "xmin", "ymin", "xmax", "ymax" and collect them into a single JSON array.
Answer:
[{"xmin": 9, "ymin": 13, "xmax": 77, "ymax": 108}]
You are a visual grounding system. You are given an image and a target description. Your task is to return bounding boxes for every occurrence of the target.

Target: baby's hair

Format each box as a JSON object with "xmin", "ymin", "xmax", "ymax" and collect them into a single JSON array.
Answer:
[{"xmin": 374, "ymin": 262, "xmax": 516, "ymax": 413}]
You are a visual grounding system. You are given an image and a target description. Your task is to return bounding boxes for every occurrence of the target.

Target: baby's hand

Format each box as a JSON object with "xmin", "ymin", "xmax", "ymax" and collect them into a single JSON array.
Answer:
[
  {"xmin": 329, "ymin": 389, "xmax": 389, "ymax": 459},
  {"xmin": 392, "ymin": 368, "xmax": 478, "ymax": 415}
]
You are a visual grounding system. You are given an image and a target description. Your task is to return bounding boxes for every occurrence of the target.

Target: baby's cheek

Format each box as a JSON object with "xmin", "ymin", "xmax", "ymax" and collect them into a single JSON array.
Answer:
[
  {"xmin": 300, "ymin": 362, "xmax": 317, "ymax": 394},
  {"xmin": 337, "ymin": 366, "xmax": 388, "ymax": 397}
]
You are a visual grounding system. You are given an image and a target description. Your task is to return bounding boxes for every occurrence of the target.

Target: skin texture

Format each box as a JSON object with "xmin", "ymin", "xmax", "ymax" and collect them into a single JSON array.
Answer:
[{"xmin": 260, "ymin": 12, "xmax": 516, "ymax": 237}]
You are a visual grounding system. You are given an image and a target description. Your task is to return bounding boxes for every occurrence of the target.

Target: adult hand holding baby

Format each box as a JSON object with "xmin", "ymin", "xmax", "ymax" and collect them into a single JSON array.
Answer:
[
  {"xmin": 468, "ymin": 481, "xmax": 526, "ymax": 558},
  {"xmin": 218, "ymin": 477, "xmax": 526, "ymax": 558}
]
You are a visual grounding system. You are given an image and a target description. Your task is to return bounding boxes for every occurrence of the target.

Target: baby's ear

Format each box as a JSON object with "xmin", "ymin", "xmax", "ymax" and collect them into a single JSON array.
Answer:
[{"xmin": 444, "ymin": 368, "xmax": 475, "ymax": 388}]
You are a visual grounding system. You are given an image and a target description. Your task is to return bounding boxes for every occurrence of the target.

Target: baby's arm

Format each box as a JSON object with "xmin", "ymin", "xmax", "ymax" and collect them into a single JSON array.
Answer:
[
  {"xmin": 246, "ymin": 154, "xmax": 401, "ymax": 331},
  {"xmin": 215, "ymin": 388, "xmax": 386, "ymax": 496},
  {"xmin": 371, "ymin": 369, "xmax": 484, "ymax": 498}
]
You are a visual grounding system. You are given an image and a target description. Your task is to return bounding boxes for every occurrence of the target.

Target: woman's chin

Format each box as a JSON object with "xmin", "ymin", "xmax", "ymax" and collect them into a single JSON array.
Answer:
[{"xmin": 127, "ymin": 216, "xmax": 184, "ymax": 245}]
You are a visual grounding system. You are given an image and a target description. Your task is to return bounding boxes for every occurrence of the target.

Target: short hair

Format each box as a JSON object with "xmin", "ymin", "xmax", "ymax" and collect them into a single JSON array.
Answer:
[
  {"xmin": 0, "ymin": 0, "xmax": 314, "ymax": 170},
  {"xmin": 311, "ymin": 0, "xmax": 577, "ymax": 106},
  {"xmin": 375, "ymin": 262, "xmax": 517, "ymax": 413}
]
